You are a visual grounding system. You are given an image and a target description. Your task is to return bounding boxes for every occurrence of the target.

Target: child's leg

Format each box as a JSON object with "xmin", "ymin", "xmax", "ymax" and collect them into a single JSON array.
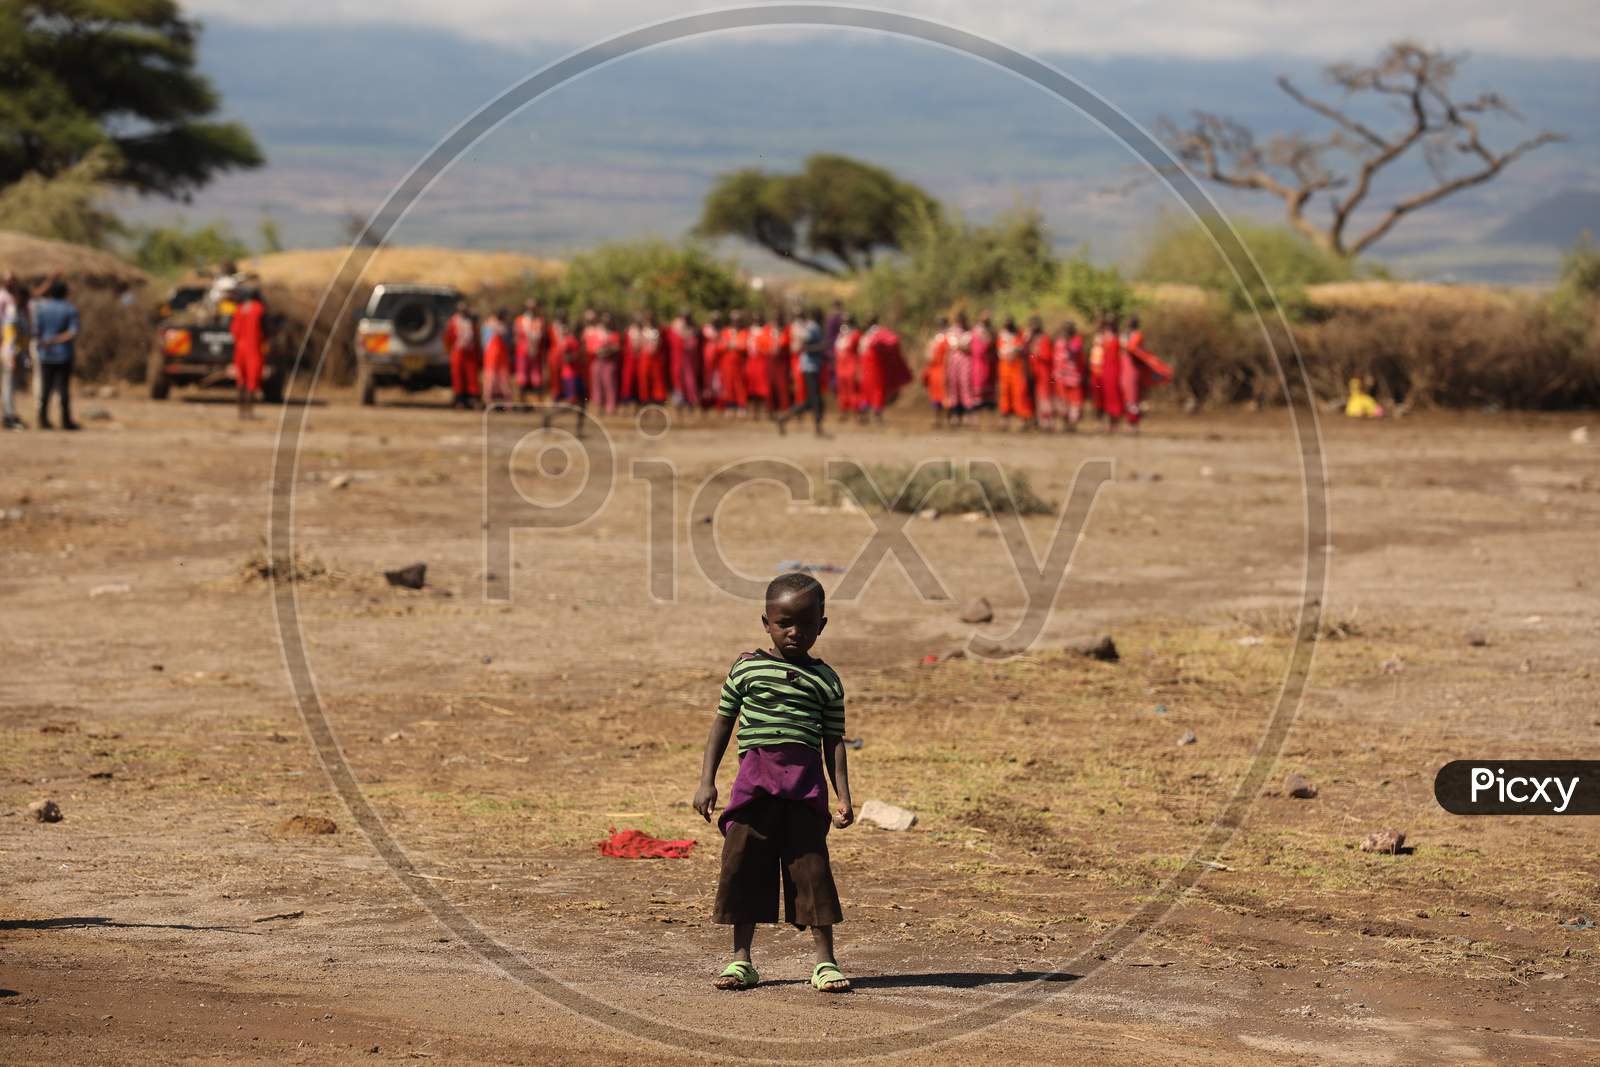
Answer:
[{"xmin": 731, "ymin": 922, "xmax": 756, "ymax": 964}]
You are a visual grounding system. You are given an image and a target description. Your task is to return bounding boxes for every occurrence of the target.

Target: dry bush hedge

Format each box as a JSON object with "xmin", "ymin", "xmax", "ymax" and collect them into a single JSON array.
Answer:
[{"xmin": 1137, "ymin": 295, "xmax": 1600, "ymax": 411}]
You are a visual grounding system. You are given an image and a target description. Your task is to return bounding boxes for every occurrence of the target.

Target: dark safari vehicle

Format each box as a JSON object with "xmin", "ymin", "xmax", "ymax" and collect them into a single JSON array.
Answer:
[
  {"xmin": 354, "ymin": 284, "xmax": 462, "ymax": 405},
  {"xmin": 148, "ymin": 279, "xmax": 287, "ymax": 402}
]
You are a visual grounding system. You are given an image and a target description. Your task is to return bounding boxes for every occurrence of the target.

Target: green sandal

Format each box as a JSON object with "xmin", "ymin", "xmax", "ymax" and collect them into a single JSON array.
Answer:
[
  {"xmin": 714, "ymin": 960, "xmax": 760, "ymax": 990},
  {"xmin": 811, "ymin": 961, "xmax": 851, "ymax": 992}
]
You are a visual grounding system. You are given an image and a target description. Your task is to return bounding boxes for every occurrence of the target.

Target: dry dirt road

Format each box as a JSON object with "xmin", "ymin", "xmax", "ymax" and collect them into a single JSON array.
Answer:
[{"xmin": 3, "ymin": 391, "xmax": 1597, "ymax": 1065}]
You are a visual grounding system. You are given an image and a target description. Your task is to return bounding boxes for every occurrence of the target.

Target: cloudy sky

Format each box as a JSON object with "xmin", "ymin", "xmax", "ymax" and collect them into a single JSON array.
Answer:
[{"xmin": 187, "ymin": 0, "xmax": 1599, "ymax": 58}]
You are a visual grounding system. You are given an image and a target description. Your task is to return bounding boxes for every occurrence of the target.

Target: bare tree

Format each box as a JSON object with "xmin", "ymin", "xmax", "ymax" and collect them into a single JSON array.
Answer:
[{"xmin": 1158, "ymin": 42, "xmax": 1564, "ymax": 258}]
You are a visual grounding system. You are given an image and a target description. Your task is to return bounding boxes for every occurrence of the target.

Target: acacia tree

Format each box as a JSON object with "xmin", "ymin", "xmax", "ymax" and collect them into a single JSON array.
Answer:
[
  {"xmin": 696, "ymin": 154, "xmax": 941, "ymax": 275},
  {"xmin": 0, "ymin": 0, "xmax": 263, "ymax": 200},
  {"xmin": 1158, "ymin": 42, "xmax": 1563, "ymax": 259}
]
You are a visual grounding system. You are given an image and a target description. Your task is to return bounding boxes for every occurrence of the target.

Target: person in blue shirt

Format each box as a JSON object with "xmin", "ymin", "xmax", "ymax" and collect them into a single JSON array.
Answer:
[{"xmin": 31, "ymin": 280, "xmax": 80, "ymax": 431}]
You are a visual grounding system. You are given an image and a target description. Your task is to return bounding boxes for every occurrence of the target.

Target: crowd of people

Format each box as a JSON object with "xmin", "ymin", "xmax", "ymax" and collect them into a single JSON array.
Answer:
[
  {"xmin": 1, "ymin": 272, "xmax": 81, "ymax": 431},
  {"xmin": 922, "ymin": 310, "xmax": 1173, "ymax": 432},
  {"xmin": 445, "ymin": 297, "xmax": 1171, "ymax": 435},
  {"xmin": 441, "ymin": 300, "xmax": 913, "ymax": 436}
]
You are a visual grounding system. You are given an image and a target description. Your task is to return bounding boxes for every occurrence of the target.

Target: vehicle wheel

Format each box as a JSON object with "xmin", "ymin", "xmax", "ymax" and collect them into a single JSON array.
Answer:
[
  {"xmin": 147, "ymin": 350, "xmax": 170, "ymax": 400},
  {"xmin": 261, "ymin": 372, "xmax": 284, "ymax": 404},
  {"xmin": 356, "ymin": 363, "xmax": 377, "ymax": 406}
]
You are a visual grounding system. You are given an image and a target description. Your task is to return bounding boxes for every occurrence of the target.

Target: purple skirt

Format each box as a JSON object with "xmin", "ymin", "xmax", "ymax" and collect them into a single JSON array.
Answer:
[{"xmin": 718, "ymin": 742, "xmax": 829, "ymax": 836}]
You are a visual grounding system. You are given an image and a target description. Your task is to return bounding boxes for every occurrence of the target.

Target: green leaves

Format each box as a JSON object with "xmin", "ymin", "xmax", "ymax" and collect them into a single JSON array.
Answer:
[
  {"xmin": 696, "ymin": 153, "xmax": 940, "ymax": 275},
  {"xmin": 0, "ymin": 1, "xmax": 263, "ymax": 199}
]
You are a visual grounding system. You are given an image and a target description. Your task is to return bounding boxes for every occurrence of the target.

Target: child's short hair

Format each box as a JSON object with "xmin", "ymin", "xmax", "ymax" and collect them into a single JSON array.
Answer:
[{"xmin": 767, "ymin": 571, "xmax": 824, "ymax": 613}]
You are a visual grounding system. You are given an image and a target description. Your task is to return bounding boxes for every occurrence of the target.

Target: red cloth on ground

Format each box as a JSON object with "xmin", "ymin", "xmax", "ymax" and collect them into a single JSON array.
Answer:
[{"xmin": 596, "ymin": 828, "xmax": 697, "ymax": 859}]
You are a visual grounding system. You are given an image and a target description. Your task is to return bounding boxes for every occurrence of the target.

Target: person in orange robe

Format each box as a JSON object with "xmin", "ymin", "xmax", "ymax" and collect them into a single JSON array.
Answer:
[
  {"xmin": 443, "ymin": 303, "xmax": 481, "ymax": 410},
  {"xmin": 833, "ymin": 315, "xmax": 860, "ymax": 418},
  {"xmin": 480, "ymin": 308, "xmax": 513, "ymax": 405},
  {"xmin": 922, "ymin": 315, "xmax": 949, "ymax": 426},
  {"xmin": 230, "ymin": 287, "xmax": 266, "ymax": 419},
  {"xmin": 717, "ymin": 310, "xmax": 748, "ymax": 413},
  {"xmin": 995, "ymin": 316, "xmax": 1033, "ymax": 426}
]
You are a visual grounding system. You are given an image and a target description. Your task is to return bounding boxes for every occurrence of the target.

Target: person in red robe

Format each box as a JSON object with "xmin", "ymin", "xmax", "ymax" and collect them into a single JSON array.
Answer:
[
  {"xmin": 970, "ymin": 310, "xmax": 997, "ymax": 414},
  {"xmin": 745, "ymin": 313, "xmax": 774, "ymax": 417},
  {"xmin": 619, "ymin": 315, "xmax": 639, "ymax": 408},
  {"xmin": 1053, "ymin": 321, "xmax": 1085, "ymax": 431},
  {"xmin": 717, "ymin": 310, "xmax": 749, "ymax": 414},
  {"xmin": 1097, "ymin": 314, "xmax": 1126, "ymax": 428},
  {"xmin": 856, "ymin": 316, "xmax": 912, "ymax": 422},
  {"xmin": 1118, "ymin": 315, "xmax": 1173, "ymax": 433},
  {"xmin": 833, "ymin": 315, "xmax": 861, "ymax": 418},
  {"xmin": 555, "ymin": 314, "xmax": 586, "ymax": 408},
  {"xmin": 230, "ymin": 287, "xmax": 266, "ymax": 419},
  {"xmin": 669, "ymin": 309, "xmax": 702, "ymax": 412},
  {"xmin": 443, "ymin": 303, "xmax": 480, "ymax": 410},
  {"xmin": 701, "ymin": 313, "xmax": 724, "ymax": 412},
  {"xmin": 630, "ymin": 312, "xmax": 668, "ymax": 405},
  {"xmin": 766, "ymin": 312, "xmax": 792, "ymax": 414}
]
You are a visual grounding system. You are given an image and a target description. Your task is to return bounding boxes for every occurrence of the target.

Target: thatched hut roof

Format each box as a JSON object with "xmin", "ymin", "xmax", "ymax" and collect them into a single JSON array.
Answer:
[
  {"xmin": 244, "ymin": 246, "xmax": 564, "ymax": 296},
  {"xmin": 0, "ymin": 231, "xmax": 150, "ymax": 290}
]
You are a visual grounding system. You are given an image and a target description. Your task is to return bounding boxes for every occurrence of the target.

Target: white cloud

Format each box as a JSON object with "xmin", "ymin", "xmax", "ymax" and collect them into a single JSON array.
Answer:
[{"xmin": 186, "ymin": 0, "xmax": 1600, "ymax": 58}]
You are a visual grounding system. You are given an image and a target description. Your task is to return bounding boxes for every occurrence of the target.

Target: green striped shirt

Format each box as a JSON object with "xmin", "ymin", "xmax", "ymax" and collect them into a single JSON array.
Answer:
[{"xmin": 717, "ymin": 650, "xmax": 846, "ymax": 753}]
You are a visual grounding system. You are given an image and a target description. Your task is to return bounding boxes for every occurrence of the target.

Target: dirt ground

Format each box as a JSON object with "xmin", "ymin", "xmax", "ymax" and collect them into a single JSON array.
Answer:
[{"xmin": 3, "ymin": 388, "xmax": 1597, "ymax": 1065}]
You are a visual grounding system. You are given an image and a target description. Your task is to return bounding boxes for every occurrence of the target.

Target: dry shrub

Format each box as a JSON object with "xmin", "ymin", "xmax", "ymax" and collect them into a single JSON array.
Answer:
[
  {"xmin": 1140, "ymin": 294, "xmax": 1599, "ymax": 411},
  {"xmin": 829, "ymin": 461, "xmax": 1054, "ymax": 516},
  {"xmin": 236, "ymin": 547, "xmax": 329, "ymax": 584},
  {"xmin": 68, "ymin": 287, "xmax": 154, "ymax": 382}
]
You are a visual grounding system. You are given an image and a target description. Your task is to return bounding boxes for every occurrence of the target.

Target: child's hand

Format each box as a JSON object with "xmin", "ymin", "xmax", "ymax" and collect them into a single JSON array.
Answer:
[
  {"xmin": 692, "ymin": 782, "xmax": 718, "ymax": 822},
  {"xmin": 833, "ymin": 801, "xmax": 854, "ymax": 829}
]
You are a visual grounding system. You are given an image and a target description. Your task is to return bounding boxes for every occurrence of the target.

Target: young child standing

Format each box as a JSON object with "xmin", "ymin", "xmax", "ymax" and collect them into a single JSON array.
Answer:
[{"xmin": 693, "ymin": 572, "xmax": 854, "ymax": 993}]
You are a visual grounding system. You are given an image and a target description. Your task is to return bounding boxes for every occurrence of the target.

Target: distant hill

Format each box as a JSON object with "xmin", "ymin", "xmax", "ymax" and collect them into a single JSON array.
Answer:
[
  {"xmin": 1486, "ymin": 189, "xmax": 1600, "ymax": 246},
  {"xmin": 115, "ymin": 18, "xmax": 1600, "ymax": 285}
]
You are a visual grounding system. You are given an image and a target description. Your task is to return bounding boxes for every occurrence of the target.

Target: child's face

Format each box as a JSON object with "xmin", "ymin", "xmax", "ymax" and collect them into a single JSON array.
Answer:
[{"xmin": 762, "ymin": 589, "xmax": 826, "ymax": 661}]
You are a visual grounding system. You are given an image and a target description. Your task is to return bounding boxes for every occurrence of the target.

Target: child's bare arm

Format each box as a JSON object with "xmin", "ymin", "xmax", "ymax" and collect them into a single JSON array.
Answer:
[
  {"xmin": 823, "ymin": 735, "xmax": 854, "ymax": 828},
  {"xmin": 692, "ymin": 714, "xmax": 736, "ymax": 822}
]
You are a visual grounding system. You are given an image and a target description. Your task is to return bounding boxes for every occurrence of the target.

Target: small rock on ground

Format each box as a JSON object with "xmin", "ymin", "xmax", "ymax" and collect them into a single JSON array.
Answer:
[
  {"xmin": 1063, "ymin": 634, "xmax": 1119, "ymax": 662},
  {"xmin": 858, "ymin": 799, "xmax": 917, "ymax": 831},
  {"xmin": 1360, "ymin": 828, "xmax": 1406, "ymax": 854},
  {"xmin": 1285, "ymin": 773, "xmax": 1318, "ymax": 799},
  {"xmin": 1176, "ymin": 730, "xmax": 1197, "ymax": 747},
  {"xmin": 384, "ymin": 562, "xmax": 427, "ymax": 589},
  {"xmin": 959, "ymin": 597, "xmax": 994, "ymax": 624},
  {"xmin": 28, "ymin": 799, "xmax": 62, "ymax": 823}
]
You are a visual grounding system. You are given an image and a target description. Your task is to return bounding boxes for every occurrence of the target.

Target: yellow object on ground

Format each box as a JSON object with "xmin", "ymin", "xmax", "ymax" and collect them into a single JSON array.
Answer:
[{"xmin": 1345, "ymin": 377, "xmax": 1383, "ymax": 418}]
